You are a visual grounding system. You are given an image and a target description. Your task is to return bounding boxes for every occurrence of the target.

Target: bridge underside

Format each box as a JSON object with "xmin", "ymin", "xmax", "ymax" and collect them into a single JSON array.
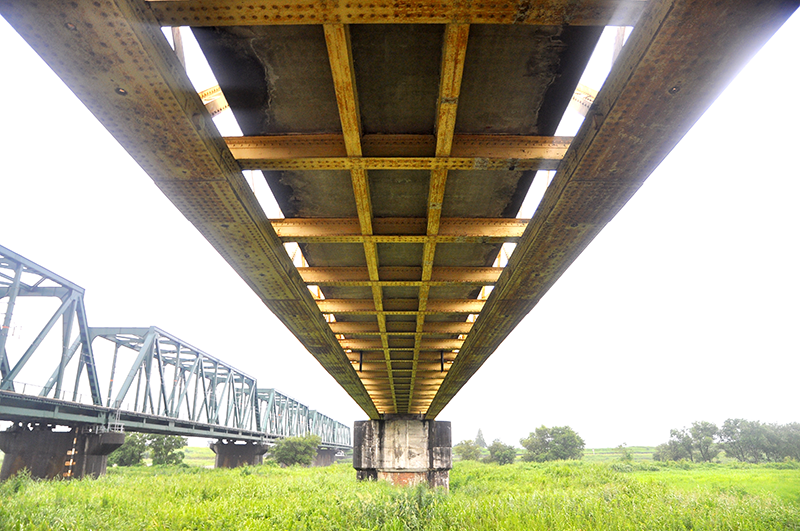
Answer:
[{"xmin": 1, "ymin": 0, "xmax": 795, "ymax": 429}]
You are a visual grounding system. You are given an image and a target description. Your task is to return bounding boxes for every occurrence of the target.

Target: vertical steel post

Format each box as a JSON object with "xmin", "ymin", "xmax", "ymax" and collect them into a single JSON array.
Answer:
[
  {"xmin": 54, "ymin": 297, "xmax": 76, "ymax": 399},
  {"xmin": 107, "ymin": 343, "xmax": 120, "ymax": 407},
  {"xmin": 0, "ymin": 263, "xmax": 23, "ymax": 383}
]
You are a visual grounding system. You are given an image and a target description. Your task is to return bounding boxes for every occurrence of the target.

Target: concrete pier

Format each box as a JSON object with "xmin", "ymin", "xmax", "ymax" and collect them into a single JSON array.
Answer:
[
  {"xmin": 353, "ymin": 416, "xmax": 451, "ymax": 488},
  {"xmin": 0, "ymin": 423, "xmax": 124, "ymax": 480},
  {"xmin": 210, "ymin": 439, "xmax": 269, "ymax": 468},
  {"xmin": 312, "ymin": 447, "xmax": 339, "ymax": 467}
]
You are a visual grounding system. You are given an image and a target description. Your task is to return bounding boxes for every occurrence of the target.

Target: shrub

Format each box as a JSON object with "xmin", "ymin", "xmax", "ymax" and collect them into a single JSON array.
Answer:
[
  {"xmin": 270, "ymin": 434, "xmax": 321, "ymax": 466},
  {"xmin": 520, "ymin": 425, "xmax": 585, "ymax": 462},
  {"xmin": 454, "ymin": 439, "xmax": 481, "ymax": 461},
  {"xmin": 484, "ymin": 439, "xmax": 515, "ymax": 465}
]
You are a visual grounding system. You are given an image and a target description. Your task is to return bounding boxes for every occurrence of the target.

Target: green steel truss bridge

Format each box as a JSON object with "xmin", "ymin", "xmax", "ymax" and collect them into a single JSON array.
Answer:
[{"xmin": 0, "ymin": 244, "xmax": 351, "ymax": 448}]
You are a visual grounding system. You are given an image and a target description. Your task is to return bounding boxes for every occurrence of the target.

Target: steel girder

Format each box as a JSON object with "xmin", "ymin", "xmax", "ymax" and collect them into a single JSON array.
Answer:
[
  {"xmin": 0, "ymin": 245, "xmax": 101, "ymax": 404},
  {"xmin": 0, "ymin": 245, "xmax": 350, "ymax": 447},
  {"xmin": 256, "ymin": 388, "xmax": 351, "ymax": 446}
]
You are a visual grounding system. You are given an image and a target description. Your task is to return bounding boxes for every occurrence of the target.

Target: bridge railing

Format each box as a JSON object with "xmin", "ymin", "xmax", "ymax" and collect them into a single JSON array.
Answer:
[{"xmin": 0, "ymin": 244, "xmax": 350, "ymax": 447}]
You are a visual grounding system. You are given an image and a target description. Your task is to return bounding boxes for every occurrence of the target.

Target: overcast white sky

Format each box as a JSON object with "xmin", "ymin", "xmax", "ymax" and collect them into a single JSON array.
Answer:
[{"xmin": 1, "ymin": 11, "xmax": 798, "ymax": 449}]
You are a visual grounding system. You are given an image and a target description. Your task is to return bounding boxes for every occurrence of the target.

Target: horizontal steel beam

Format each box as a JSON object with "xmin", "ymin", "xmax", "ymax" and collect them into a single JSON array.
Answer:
[
  {"xmin": 319, "ymin": 299, "xmax": 485, "ymax": 313},
  {"xmin": 149, "ymin": 0, "xmax": 645, "ymax": 27},
  {"xmin": 301, "ymin": 267, "xmax": 502, "ymax": 283},
  {"xmin": 237, "ymin": 156, "xmax": 559, "ymax": 172},
  {"xmin": 342, "ymin": 339, "xmax": 463, "ymax": 350},
  {"xmin": 272, "ymin": 217, "xmax": 527, "ymax": 243},
  {"xmin": 227, "ymin": 135, "xmax": 568, "ymax": 171},
  {"xmin": 0, "ymin": 391, "xmax": 282, "ymax": 443},
  {"xmin": 329, "ymin": 321, "xmax": 472, "ymax": 335}
]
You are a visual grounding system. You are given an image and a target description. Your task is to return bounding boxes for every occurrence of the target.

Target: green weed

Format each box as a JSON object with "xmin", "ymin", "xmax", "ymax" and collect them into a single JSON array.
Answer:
[{"xmin": 0, "ymin": 460, "xmax": 797, "ymax": 530}]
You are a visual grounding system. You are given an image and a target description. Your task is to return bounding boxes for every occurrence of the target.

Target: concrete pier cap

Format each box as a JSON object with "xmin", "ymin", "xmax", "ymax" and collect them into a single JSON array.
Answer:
[{"xmin": 353, "ymin": 416, "xmax": 452, "ymax": 489}]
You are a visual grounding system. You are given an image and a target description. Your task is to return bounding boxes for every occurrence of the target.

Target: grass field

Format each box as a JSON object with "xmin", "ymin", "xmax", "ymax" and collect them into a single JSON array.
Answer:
[
  {"xmin": 581, "ymin": 446, "xmax": 655, "ymax": 463},
  {"xmin": 182, "ymin": 446, "xmax": 216, "ymax": 468},
  {"xmin": 0, "ymin": 459, "xmax": 798, "ymax": 530}
]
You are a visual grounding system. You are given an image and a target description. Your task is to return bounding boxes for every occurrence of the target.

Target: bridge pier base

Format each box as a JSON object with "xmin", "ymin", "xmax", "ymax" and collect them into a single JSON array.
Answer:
[
  {"xmin": 312, "ymin": 447, "xmax": 339, "ymax": 467},
  {"xmin": 210, "ymin": 439, "xmax": 269, "ymax": 468},
  {"xmin": 353, "ymin": 417, "xmax": 451, "ymax": 489},
  {"xmin": 0, "ymin": 423, "xmax": 124, "ymax": 481}
]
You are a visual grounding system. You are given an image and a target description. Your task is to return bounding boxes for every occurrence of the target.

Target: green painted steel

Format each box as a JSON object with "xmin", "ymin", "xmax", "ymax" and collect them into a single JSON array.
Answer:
[{"xmin": 0, "ymin": 245, "xmax": 351, "ymax": 448}]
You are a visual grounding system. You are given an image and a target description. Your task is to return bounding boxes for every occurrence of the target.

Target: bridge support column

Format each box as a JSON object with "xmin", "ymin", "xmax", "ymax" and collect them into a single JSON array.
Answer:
[
  {"xmin": 312, "ymin": 447, "xmax": 339, "ymax": 467},
  {"xmin": 0, "ymin": 423, "xmax": 124, "ymax": 481},
  {"xmin": 353, "ymin": 417, "xmax": 451, "ymax": 489},
  {"xmin": 210, "ymin": 439, "xmax": 269, "ymax": 468}
]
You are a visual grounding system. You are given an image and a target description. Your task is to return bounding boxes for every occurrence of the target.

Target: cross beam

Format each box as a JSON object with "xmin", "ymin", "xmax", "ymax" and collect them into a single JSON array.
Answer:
[{"xmin": 148, "ymin": 0, "xmax": 646, "ymax": 27}]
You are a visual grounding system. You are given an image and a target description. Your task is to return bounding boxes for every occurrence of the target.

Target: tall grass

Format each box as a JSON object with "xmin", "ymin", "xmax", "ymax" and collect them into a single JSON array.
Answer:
[{"xmin": 0, "ymin": 460, "xmax": 797, "ymax": 530}]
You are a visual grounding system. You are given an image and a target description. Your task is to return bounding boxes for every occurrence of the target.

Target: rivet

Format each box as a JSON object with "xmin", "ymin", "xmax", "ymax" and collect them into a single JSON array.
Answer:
[
  {"xmin": 668, "ymin": 85, "xmax": 681, "ymax": 94},
  {"xmin": 65, "ymin": 22, "xmax": 78, "ymax": 31},
  {"xmin": 114, "ymin": 87, "xmax": 127, "ymax": 96}
]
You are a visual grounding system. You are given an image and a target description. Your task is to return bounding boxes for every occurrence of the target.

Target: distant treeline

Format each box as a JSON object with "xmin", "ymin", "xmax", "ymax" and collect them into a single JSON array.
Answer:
[{"xmin": 655, "ymin": 419, "xmax": 800, "ymax": 464}]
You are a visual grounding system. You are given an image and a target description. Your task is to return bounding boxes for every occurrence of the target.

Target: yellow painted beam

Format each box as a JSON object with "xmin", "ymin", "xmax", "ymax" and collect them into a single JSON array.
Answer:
[
  {"xmin": 325, "ymin": 22, "xmax": 397, "ymax": 414},
  {"xmin": 226, "ymin": 134, "xmax": 571, "ymax": 160},
  {"xmin": 271, "ymin": 217, "xmax": 528, "ymax": 240},
  {"xmin": 234, "ymin": 156, "xmax": 562, "ymax": 172},
  {"xmin": 299, "ymin": 267, "xmax": 503, "ymax": 284}
]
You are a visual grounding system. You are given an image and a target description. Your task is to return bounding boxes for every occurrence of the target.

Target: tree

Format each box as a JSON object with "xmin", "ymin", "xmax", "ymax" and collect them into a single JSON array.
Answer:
[
  {"xmin": 107, "ymin": 433, "xmax": 186, "ymax": 466},
  {"xmin": 616, "ymin": 443, "xmax": 633, "ymax": 463},
  {"xmin": 270, "ymin": 434, "xmax": 321, "ymax": 466},
  {"xmin": 653, "ymin": 440, "xmax": 691, "ymax": 462},
  {"xmin": 475, "ymin": 429, "xmax": 487, "ymax": 448},
  {"xmin": 520, "ymin": 425, "xmax": 585, "ymax": 462},
  {"xmin": 454, "ymin": 439, "xmax": 481, "ymax": 461},
  {"xmin": 150, "ymin": 435, "xmax": 187, "ymax": 465},
  {"xmin": 690, "ymin": 421, "xmax": 719, "ymax": 462},
  {"xmin": 669, "ymin": 427, "xmax": 695, "ymax": 462},
  {"xmin": 484, "ymin": 439, "xmax": 516, "ymax": 465},
  {"xmin": 719, "ymin": 418, "xmax": 771, "ymax": 463},
  {"xmin": 658, "ymin": 419, "xmax": 800, "ymax": 464},
  {"xmin": 108, "ymin": 432, "xmax": 149, "ymax": 466}
]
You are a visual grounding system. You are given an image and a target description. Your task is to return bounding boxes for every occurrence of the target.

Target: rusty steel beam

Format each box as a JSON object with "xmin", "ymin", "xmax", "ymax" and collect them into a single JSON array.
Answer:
[
  {"xmin": 148, "ymin": 0, "xmax": 646, "ymax": 27},
  {"xmin": 425, "ymin": 0, "xmax": 800, "ymax": 419},
  {"xmin": 434, "ymin": 24, "xmax": 470, "ymax": 160},
  {"xmin": 299, "ymin": 267, "xmax": 502, "ymax": 283},
  {"xmin": 234, "ymin": 156, "xmax": 560, "ymax": 172},
  {"xmin": 324, "ymin": 23, "xmax": 397, "ymax": 413},
  {"xmin": 329, "ymin": 321, "xmax": 473, "ymax": 335},
  {"xmin": 271, "ymin": 217, "xmax": 528, "ymax": 240},
  {"xmin": 0, "ymin": 0, "xmax": 380, "ymax": 418},
  {"xmin": 198, "ymin": 84, "xmax": 230, "ymax": 117},
  {"xmin": 341, "ymin": 339, "xmax": 463, "ymax": 350},
  {"xmin": 307, "ymin": 280, "xmax": 493, "ymax": 287},
  {"xmin": 276, "ymin": 234, "xmax": 520, "ymax": 244},
  {"xmin": 226, "ymin": 134, "xmax": 570, "ymax": 160},
  {"xmin": 410, "ymin": 23, "xmax": 470, "ymax": 411},
  {"xmin": 318, "ymin": 299, "xmax": 485, "ymax": 314}
]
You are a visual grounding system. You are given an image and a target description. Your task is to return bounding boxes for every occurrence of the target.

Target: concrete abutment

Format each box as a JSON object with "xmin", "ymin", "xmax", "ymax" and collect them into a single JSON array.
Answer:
[
  {"xmin": 353, "ymin": 417, "xmax": 452, "ymax": 489},
  {"xmin": 0, "ymin": 423, "xmax": 124, "ymax": 480}
]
